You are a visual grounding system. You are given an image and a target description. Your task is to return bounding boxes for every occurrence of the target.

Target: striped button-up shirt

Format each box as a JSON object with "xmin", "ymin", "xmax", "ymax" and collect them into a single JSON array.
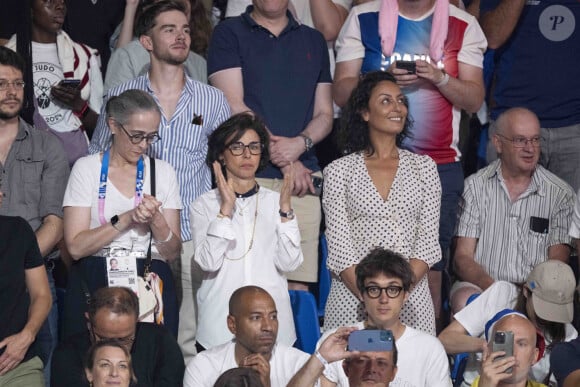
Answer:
[
  {"xmin": 89, "ymin": 74, "xmax": 231, "ymax": 241},
  {"xmin": 456, "ymin": 160, "xmax": 575, "ymax": 283}
]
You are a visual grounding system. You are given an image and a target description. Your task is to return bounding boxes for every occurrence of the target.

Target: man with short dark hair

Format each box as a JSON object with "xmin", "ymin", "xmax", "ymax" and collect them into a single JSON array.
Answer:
[
  {"xmin": 318, "ymin": 248, "xmax": 451, "ymax": 387},
  {"xmin": 184, "ymin": 286, "xmax": 310, "ymax": 387},
  {"xmin": 0, "ymin": 45, "xmax": 69, "ymax": 383},
  {"xmin": 89, "ymin": 0, "xmax": 231, "ymax": 361},
  {"xmin": 51, "ymin": 287, "xmax": 185, "ymax": 386}
]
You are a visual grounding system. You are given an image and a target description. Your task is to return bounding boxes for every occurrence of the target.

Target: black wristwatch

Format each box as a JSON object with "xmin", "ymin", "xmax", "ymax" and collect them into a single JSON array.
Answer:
[
  {"xmin": 279, "ymin": 209, "xmax": 295, "ymax": 220},
  {"xmin": 299, "ymin": 134, "xmax": 313, "ymax": 152},
  {"xmin": 110, "ymin": 215, "xmax": 120, "ymax": 231}
]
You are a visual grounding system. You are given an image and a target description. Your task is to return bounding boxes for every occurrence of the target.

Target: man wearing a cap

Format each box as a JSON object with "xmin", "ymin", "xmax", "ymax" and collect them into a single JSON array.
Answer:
[
  {"xmin": 452, "ymin": 107, "xmax": 575, "ymax": 313},
  {"xmin": 475, "ymin": 313, "xmax": 544, "ymax": 387},
  {"xmin": 439, "ymin": 260, "xmax": 578, "ymax": 386}
]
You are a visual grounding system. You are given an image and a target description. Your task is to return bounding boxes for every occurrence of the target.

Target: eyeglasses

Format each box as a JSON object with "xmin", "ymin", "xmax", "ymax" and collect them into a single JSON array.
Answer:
[
  {"xmin": 364, "ymin": 285, "xmax": 404, "ymax": 299},
  {"xmin": 91, "ymin": 329, "xmax": 136, "ymax": 348},
  {"xmin": 227, "ymin": 141, "xmax": 263, "ymax": 156},
  {"xmin": 116, "ymin": 121, "xmax": 161, "ymax": 145},
  {"xmin": 0, "ymin": 80, "xmax": 25, "ymax": 91},
  {"xmin": 496, "ymin": 133, "xmax": 541, "ymax": 148}
]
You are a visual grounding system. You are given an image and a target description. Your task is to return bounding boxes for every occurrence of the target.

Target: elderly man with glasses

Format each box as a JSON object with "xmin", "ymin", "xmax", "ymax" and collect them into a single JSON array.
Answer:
[
  {"xmin": 450, "ymin": 107, "xmax": 575, "ymax": 314},
  {"xmin": 314, "ymin": 248, "xmax": 451, "ymax": 387},
  {"xmin": 51, "ymin": 286, "xmax": 184, "ymax": 387}
]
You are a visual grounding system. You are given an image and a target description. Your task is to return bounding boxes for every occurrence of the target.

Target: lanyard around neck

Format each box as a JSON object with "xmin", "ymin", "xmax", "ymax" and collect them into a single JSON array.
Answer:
[{"xmin": 98, "ymin": 149, "xmax": 145, "ymax": 225}]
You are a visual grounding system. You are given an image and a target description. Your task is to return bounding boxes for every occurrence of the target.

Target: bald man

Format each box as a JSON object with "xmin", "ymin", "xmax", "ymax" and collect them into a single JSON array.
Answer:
[
  {"xmin": 184, "ymin": 286, "xmax": 310, "ymax": 387},
  {"xmin": 474, "ymin": 314, "xmax": 543, "ymax": 387},
  {"xmin": 452, "ymin": 107, "xmax": 575, "ymax": 312}
]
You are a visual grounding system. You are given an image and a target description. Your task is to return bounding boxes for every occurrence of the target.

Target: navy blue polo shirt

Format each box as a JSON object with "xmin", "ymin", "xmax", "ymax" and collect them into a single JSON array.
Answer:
[{"xmin": 208, "ymin": 6, "xmax": 331, "ymax": 179}]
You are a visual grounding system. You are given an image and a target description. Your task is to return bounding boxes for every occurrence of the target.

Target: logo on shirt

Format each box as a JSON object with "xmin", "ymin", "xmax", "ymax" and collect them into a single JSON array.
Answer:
[
  {"xmin": 380, "ymin": 52, "xmax": 444, "ymax": 72},
  {"xmin": 33, "ymin": 62, "xmax": 65, "ymax": 125},
  {"xmin": 538, "ymin": 5, "xmax": 576, "ymax": 42}
]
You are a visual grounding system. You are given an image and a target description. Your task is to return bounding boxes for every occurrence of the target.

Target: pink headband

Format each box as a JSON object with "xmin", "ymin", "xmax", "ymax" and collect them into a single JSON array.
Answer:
[{"xmin": 378, "ymin": 0, "xmax": 448, "ymax": 62}]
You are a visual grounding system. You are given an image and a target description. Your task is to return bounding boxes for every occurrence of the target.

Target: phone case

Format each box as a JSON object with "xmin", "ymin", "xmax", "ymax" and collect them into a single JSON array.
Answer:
[
  {"xmin": 348, "ymin": 330, "xmax": 394, "ymax": 352},
  {"xmin": 492, "ymin": 331, "xmax": 514, "ymax": 373}
]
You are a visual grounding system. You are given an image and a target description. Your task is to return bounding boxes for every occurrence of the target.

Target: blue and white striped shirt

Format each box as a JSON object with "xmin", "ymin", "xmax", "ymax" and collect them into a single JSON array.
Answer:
[{"xmin": 89, "ymin": 74, "xmax": 231, "ymax": 241}]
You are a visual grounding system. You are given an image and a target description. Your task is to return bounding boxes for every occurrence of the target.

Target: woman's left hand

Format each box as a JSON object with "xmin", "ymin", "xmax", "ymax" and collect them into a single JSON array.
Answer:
[
  {"xmin": 50, "ymin": 82, "xmax": 86, "ymax": 112},
  {"xmin": 132, "ymin": 194, "xmax": 162, "ymax": 224},
  {"xmin": 280, "ymin": 163, "xmax": 294, "ymax": 212}
]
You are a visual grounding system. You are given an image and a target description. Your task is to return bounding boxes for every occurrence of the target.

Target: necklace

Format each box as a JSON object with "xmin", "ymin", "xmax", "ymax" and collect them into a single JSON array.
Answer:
[
  {"xmin": 225, "ymin": 192, "xmax": 259, "ymax": 261},
  {"xmin": 235, "ymin": 182, "xmax": 260, "ymax": 198}
]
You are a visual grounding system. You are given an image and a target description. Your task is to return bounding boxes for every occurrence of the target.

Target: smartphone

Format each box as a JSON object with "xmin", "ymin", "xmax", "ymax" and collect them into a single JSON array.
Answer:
[
  {"xmin": 311, "ymin": 176, "xmax": 323, "ymax": 196},
  {"xmin": 396, "ymin": 60, "xmax": 416, "ymax": 74},
  {"xmin": 348, "ymin": 330, "xmax": 394, "ymax": 352},
  {"xmin": 492, "ymin": 331, "xmax": 514, "ymax": 374},
  {"xmin": 59, "ymin": 79, "xmax": 81, "ymax": 89}
]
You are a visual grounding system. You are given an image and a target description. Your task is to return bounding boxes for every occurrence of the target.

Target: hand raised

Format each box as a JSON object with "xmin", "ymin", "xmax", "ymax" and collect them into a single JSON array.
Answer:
[{"xmin": 213, "ymin": 161, "xmax": 236, "ymax": 217}]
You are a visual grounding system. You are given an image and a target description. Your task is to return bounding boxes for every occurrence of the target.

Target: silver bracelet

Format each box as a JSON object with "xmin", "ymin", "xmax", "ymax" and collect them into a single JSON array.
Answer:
[
  {"xmin": 155, "ymin": 230, "xmax": 173, "ymax": 244},
  {"xmin": 314, "ymin": 350, "xmax": 329, "ymax": 367}
]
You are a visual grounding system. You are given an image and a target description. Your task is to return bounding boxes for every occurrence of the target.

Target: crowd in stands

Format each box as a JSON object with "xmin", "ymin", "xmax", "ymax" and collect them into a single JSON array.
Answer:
[{"xmin": 0, "ymin": 0, "xmax": 579, "ymax": 386}]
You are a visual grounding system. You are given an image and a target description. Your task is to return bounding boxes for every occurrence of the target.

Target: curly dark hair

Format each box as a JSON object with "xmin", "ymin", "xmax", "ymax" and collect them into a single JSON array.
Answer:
[
  {"xmin": 355, "ymin": 247, "xmax": 414, "ymax": 296},
  {"xmin": 206, "ymin": 112, "xmax": 270, "ymax": 174},
  {"xmin": 337, "ymin": 71, "xmax": 412, "ymax": 156}
]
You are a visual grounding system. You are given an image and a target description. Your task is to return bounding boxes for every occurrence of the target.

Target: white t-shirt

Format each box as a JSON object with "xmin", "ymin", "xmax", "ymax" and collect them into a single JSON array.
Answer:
[
  {"xmin": 63, "ymin": 154, "xmax": 182, "ymax": 259},
  {"xmin": 32, "ymin": 41, "xmax": 102, "ymax": 133},
  {"xmin": 183, "ymin": 341, "xmax": 310, "ymax": 387},
  {"xmin": 320, "ymin": 322, "xmax": 452, "ymax": 387},
  {"xmin": 454, "ymin": 281, "xmax": 578, "ymax": 385}
]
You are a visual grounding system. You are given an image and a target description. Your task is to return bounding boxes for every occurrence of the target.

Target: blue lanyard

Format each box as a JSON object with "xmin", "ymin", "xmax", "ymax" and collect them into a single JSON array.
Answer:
[{"xmin": 98, "ymin": 149, "xmax": 145, "ymax": 225}]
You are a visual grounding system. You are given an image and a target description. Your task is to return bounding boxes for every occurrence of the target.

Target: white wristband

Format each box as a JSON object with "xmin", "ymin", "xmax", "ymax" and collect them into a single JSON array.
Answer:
[
  {"xmin": 435, "ymin": 71, "xmax": 450, "ymax": 88},
  {"xmin": 314, "ymin": 351, "xmax": 329, "ymax": 367},
  {"xmin": 155, "ymin": 230, "xmax": 173, "ymax": 244}
]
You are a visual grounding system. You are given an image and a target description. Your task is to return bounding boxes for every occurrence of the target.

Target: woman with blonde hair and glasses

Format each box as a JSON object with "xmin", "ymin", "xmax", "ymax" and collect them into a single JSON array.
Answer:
[{"xmin": 191, "ymin": 113, "xmax": 303, "ymax": 352}]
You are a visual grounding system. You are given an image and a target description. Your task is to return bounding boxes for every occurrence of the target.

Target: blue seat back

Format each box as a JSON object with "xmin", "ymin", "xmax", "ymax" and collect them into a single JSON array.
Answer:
[
  {"xmin": 289, "ymin": 290, "xmax": 321, "ymax": 354},
  {"xmin": 317, "ymin": 234, "xmax": 331, "ymax": 318}
]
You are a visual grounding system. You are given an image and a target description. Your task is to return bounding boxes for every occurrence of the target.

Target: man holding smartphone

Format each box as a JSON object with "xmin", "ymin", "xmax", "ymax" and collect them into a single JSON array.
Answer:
[
  {"xmin": 316, "ymin": 247, "xmax": 451, "ymax": 386},
  {"xmin": 475, "ymin": 313, "xmax": 543, "ymax": 387}
]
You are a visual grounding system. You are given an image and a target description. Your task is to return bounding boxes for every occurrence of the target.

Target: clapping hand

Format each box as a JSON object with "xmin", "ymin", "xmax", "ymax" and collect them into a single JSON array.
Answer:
[
  {"xmin": 279, "ymin": 162, "xmax": 294, "ymax": 214},
  {"xmin": 132, "ymin": 194, "xmax": 162, "ymax": 224},
  {"xmin": 213, "ymin": 161, "xmax": 236, "ymax": 218}
]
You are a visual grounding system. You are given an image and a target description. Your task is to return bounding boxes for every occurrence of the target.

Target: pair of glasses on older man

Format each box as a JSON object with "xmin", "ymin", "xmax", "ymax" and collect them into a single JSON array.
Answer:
[
  {"xmin": 227, "ymin": 141, "xmax": 263, "ymax": 156},
  {"xmin": 496, "ymin": 133, "xmax": 542, "ymax": 148}
]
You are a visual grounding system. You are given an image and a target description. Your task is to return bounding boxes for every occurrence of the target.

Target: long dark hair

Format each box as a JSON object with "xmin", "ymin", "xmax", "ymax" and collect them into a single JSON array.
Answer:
[
  {"xmin": 514, "ymin": 288, "xmax": 566, "ymax": 346},
  {"xmin": 337, "ymin": 71, "xmax": 412, "ymax": 156}
]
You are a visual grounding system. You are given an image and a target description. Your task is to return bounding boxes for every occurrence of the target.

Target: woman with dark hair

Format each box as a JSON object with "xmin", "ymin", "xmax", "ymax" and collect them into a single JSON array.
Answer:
[
  {"xmin": 191, "ymin": 112, "xmax": 302, "ymax": 351},
  {"xmin": 322, "ymin": 71, "xmax": 442, "ymax": 335},
  {"xmin": 62, "ymin": 89, "xmax": 182, "ymax": 339},
  {"xmin": 85, "ymin": 340, "xmax": 137, "ymax": 387}
]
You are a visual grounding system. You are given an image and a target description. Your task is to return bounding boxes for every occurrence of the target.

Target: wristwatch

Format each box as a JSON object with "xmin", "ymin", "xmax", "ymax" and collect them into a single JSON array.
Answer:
[
  {"xmin": 279, "ymin": 209, "xmax": 295, "ymax": 220},
  {"xmin": 110, "ymin": 215, "xmax": 120, "ymax": 231},
  {"xmin": 299, "ymin": 134, "xmax": 313, "ymax": 152}
]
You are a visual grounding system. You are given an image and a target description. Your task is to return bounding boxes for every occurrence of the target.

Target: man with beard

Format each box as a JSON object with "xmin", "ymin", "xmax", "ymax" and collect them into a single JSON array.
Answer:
[
  {"xmin": 0, "ymin": 46, "xmax": 69, "ymax": 384},
  {"xmin": 183, "ymin": 286, "xmax": 310, "ymax": 387},
  {"xmin": 89, "ymin": 0, "xmax": 231, "ymax": 361}
]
